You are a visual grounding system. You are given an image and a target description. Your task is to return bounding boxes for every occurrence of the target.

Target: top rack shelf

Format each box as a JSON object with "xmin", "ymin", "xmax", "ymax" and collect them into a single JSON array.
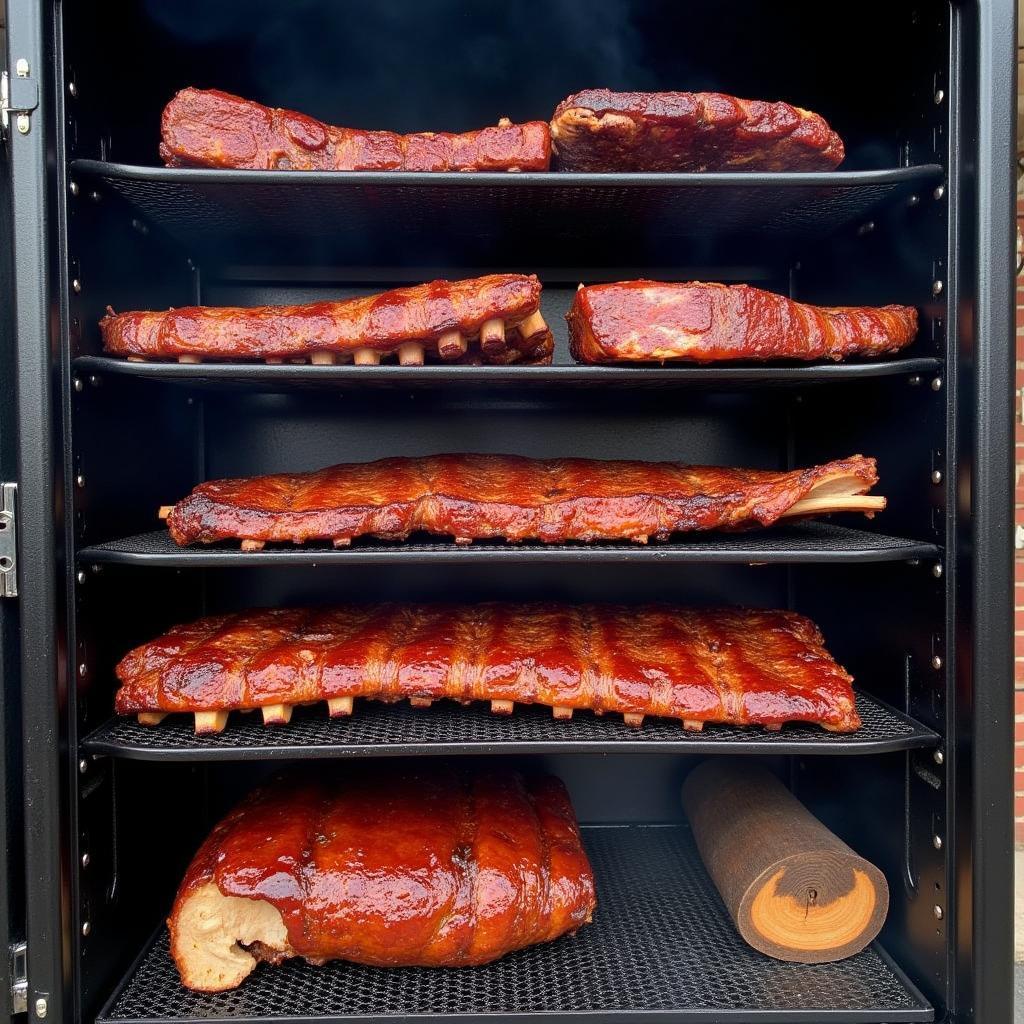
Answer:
[{"xmin": 70, "ymin": 161, "xmax": 944, "ymax": 265}]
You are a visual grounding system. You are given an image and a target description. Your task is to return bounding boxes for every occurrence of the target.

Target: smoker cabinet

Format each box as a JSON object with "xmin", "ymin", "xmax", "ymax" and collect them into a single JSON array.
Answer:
[{"xmin": 0, "ymin": 1, "xmax": 1015, "ymax": 1022}]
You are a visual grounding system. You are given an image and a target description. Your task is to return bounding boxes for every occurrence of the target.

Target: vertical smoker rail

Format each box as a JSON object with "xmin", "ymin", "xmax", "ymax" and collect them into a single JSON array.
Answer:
[
  {"xmin": 7, "ymin": 2, "xmax": 67, "ymax": 1023},
  {"xmin": 965, "ymin": 0, "xmax": 1015, "ymax": 1020}
]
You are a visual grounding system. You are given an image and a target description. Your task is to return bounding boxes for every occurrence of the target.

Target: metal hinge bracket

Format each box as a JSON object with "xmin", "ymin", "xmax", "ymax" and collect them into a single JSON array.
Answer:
[
  {"xmin": 0, "ymin": 484, "xmax": 18, "ymax": 597},
  {"xmin": 1, "ymin": 61, "xmax": 40, "ymax": 138},
  {"xmin": 9, "ymin": 940, "xmax": 26, "ymax": 1014}
]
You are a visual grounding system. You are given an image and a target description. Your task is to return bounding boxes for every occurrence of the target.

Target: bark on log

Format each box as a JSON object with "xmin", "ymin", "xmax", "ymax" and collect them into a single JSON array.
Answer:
[{"xmin": 681, "ymin": 759, "xmax": 888, "ymax": 963}]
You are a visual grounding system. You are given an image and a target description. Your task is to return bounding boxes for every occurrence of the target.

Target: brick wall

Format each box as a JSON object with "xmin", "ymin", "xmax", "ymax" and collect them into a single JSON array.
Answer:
[{"xmin": 1015, "ymin": 196, "xmax": 1024, "ymax": 842}]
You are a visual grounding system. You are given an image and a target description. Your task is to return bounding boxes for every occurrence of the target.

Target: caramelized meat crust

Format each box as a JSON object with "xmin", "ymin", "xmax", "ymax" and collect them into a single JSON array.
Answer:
[
  {"xmin": 550, "ymin": 90, "xmax": 844, "ymax": 172},
  {"xmin": 116, "ymin": 604, "xmax": 860, "ymax": 733},
  {"xmin": 164, "ymin": 453, "xmax": 881, "ymax": 547},
  {"xmin": 567, "ymin": 282, "xmax": 917, "ymax": 363},
  {"xmin": 161, "ymin": 88, "xmax": 552, "ymax": 171},
  {"xmin": 100, "ymin": 275, "xmax": 554, "ymax": 365},
  {"xmin": 169, "ymin": 768, "xmax": 596, "ymax": 990}
]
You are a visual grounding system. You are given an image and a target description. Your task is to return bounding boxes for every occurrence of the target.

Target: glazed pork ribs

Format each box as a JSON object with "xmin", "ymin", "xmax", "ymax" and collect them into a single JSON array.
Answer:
[
  {"xmin": 170, "ymin": 768, "xmax": 596, "ymax": 991},
  {"xmin": 161, "ymin": 453, "xmax": 883, "ymax": 549},
  {"xmin": 567, "ymin": 282, "xmax": 918, "ymax": 363},
  {"xmin": 161, "ymin": 88, "xmax": 552, "ymax": 172},
  {"xmin": 100, "ymin": 274, "xmax": 554, "ymax": 366},
  {"xmin": 550, "ymin": 90, "xmax": 844, "ymax": 172},
  {"xmin": 115, "ymin": 605, "xmax": 860, "ymax": 735}
]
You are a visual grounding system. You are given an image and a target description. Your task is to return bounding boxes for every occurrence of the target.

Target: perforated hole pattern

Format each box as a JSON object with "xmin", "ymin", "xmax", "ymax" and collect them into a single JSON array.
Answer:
[
  {"xmin": 84, "ymin": 692, "xmax": 935, "ymax": 760},
  {"xmin": 98, "ymin": 826, "xmax": 930, "ymax": 1023}
]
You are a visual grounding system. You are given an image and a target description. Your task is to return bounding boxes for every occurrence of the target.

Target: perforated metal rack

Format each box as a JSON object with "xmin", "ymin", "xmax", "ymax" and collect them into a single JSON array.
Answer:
[
  {"xmin": 95, "ymin": 825, "xmax": 933, "ymax": 1024},
  {"xmin": 82, "ymin": 692, "xmax": 937, "ymax": 761},
  {"xmin": 79, "ymin": 524, "xmax": 940, "ymax": 569}
]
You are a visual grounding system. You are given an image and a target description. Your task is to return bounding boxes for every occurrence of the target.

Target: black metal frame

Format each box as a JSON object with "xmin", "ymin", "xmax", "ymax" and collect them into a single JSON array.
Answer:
[{"xmin": 0, "ymin": 1, "xmax": 1014, "ymax": 1022}]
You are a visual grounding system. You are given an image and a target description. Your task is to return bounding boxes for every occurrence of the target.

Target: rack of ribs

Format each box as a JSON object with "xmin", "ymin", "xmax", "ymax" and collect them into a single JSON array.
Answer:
[
  {"xmin": 567, "ymin": 282, "xmax": 918, "ymax": 363},
  {"xmin": 159, "ymin": 453, "xmax": 883, "ymax": 549},
  {"xmin": 550, "ymin": 90, "xmax": 844, "ymax": 172},
  {"xmin": 169, "ymin": 767, "xmax": 595, "ymax": 991},
  {"xmin": 100, "ymin": 274, "xmax": 553, "ymax": 366},
  {"xmin": 161, "ymin": 88, "xmax": 552, "ymax": 172},
  {"xmin": 116, "ymin": 604, "xmax": 860, "ymax": 735}
]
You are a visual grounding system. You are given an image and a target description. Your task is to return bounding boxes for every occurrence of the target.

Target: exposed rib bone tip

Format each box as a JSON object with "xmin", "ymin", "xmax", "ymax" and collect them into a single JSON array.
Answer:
[
  {"xmin": 398, "ymin": 342, "xmax": 425, "ymax": 366},
  {"xmin": 454, "ymin": 536, "xmax": 473, "ymax": 546},
  {"xmin": 354, "ymin": 348, "xmax": 381, "ymax": 366},
  {"xmin": 327, "ymin": 697, "xmax": 354, "ymax": 717},
  {"xmin": 178, "ymin": 354, "xmax": 202, "ymax": 364},
  {"xmin": 437, "ymin": 329, "xmax": 467, "ymax": 360},
  {"xmin": 409, "ymin": 697, "xmax": 433, "ymax": 708},
  {"xmin": 310, "ymin": 351, "xmax": 337, "ymax": 365},
  {"xmin": 332, "ymin": 537, "xmax": 352, "ymax": 548},
  {"xmin": 126, "ymin": 356, "xmax": 147, "ymax": 362},
  {"xmin": 623, "ymin": 713, "xmax": 644, "ymax": 727},
  {"xmin": 265, "ymin": 357, "xmax": 284, "ymax": 364},
  {"xmin": 516, "ymin": 310, "xmax": 547, "ymax": 340},
  {"xmin": 240, "ymin": 539, "xmax": 265, "ymax": 552},
  {"xmin": 137, "ymin": 712, "xmax": 167, "ymax": 726},
  {"xmin": 194, "ymin": 711, "xmax": 229, "ymax": 734},
  {"xmin": 498, "ymin": 116, "xmax": 512, "ymax": 127},
  {"xmin": 490, "ymin": 699, "xmax": 514, "ymax": 715},
  {"xmin": 682, "ymin": 719, "xmax": 704, "ymax": 732},
  {"xmin": 261, "ymin": 703, "xmax": 293, "ymax": 726},
  {"xmin": 480, "ymin": 318, "xmax": 506, "ymax": 354},
  {"xmin": 157, "ymin": 505, "xmax": 173, "ymax": 520},
  {"xmin": 553, "ymin": 706, "xmax": 573, "ymax": 720},
  {"xmin": 764, "ymin": 723, "xmax": 783, "ymax": 732}
]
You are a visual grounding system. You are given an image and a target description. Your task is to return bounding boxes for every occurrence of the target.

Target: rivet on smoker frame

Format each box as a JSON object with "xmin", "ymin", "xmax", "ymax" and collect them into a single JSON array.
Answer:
[
  {"xmin": 34, "ymin": 998, "xmax": 47, "ymax": 1019},
  {"xmin": 88, "ymin": 375, "xmax": 101, "ymax": 387},
  {"xmin": 933, "ymin": 749, "xmax": 944, "ymax": 765},
  {"xmin": 16, "ymin": 114, "xmax": 29, "ymax": 135},
  {"xmin": 931, "ymin": 280, "xmax": 943, "ymax": 297},
  {"xmin": 69, "ymin": 181, "xmax": 79, "ymax": 197},
  {"xmin": 72, "ymin": 278, "xmax": 82, "ymax": 294},
  {"xmin": 76, "ymin": 570, "xmax": 86, "ymax": 584},
  {"xmin": 73, "ymin": 377, "xmax": 83, "ymax": 392},
  {"xmin": 89, "ymin": 191, "xmax": 100, "ymax": 203},
  {"xmin": 75, "ymin": 473, "xmax": 85, "ymax": 489},
  {"xmin": 78, "ymin": 758, "xmax": 88, "ymax": 774},
  {"xmin": 933, "ymin": 184, "xmax": 945, "ymax": 200},
  {"xmin": 78, "ymin": 663, "xmax": 87, "ymax": 678},
  {"xmin": 908, "ymin": 375, "xmax": 922, "ymax": 386},
  {"xmin": 931, "ymin": 654, "xmax": 943, "ymax": 670},
  {"xmin": 15, "ymin": 58, "xmax": 29, "ymax": 78},
  {"xmin": 80, "ymin": 852, "xmax": 90, "ymax": 868},
  {"xmin": 933, "ymin": 904, "xmax": 944, "ymax": 920},
  {"xmin": 81, "ymin": 921, "xmax": 91, "ymax": 937},
  {"xmin": 932, "ymin": 563, "xmax": 943, "ymax": 578},
  {"xmin": 933, "ymin": 835, "xmax": 943, "ymax": 850},
  {"xmin": 906, "ymin": 194, "xmax": 920, "ymax": 207},
  {"xmin": 934, "ymin": 88, "xmax": 945, "ymax": 105},
  {"xmin": 930, "ymin": 376, "xmax": 943, "ymax": 391},
  {"xmin": 931, "ymin": 469, "xmax": 942, "ymax": 484},
  {"xmin": 68, "ymin": 81, "xmax": 77, "ymax": 97}
]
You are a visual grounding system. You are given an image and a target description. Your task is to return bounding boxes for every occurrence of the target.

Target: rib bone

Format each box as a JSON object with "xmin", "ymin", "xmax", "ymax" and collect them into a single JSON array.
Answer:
[
  {"xmin": 310, "ymin": 351, "xmax": 337, "ymax": 365},
  {"xmin": 398, "ymin": 343, "xmax": 424, "ymax": 366},
  {"xmin": 261, "ymin": 704, "xmax": 293, "ymax": 726},
  {"xmin": 137, "ymin": 712, "xmax": 167, "ymax": 726},
  {"xmin": 553, "ymin": 706, "xmax": 573, "ymax": 720},
  {"xmin": 490, "ymin": 699, "xmax": 514, "ymax": 715},
  {"xmin": 409, "ymin": 697, "xmax": 433, "ymax": 708},
  {"xmin": 516, "ymin": 310, "xmax": 548, "ymax": 341},
  {"xmin": 240, "ymin": 540, "xmax": 265, "ymax": 552},
  {"xmin": 327, "ymin": 697, "xmax": 354, "ymax": 717},
  {"xmin": 437, "ymin": 330, "xmax": 466, "ymax": 360},
  {"xmin": 178, "ymin": 354, "xmax": 202, "ymax": 364},
  {"xmin": 623, "ymin": 713, "xmax": 644, "ymax": 727},
  {"xmin": 195, "ymin": 711, "xmax": 229, "ymax": 734},
  {"xmin": 354, "ymin": 349, "xmax": 380, "ymax": 366},
  {"xmin": 480, "ymin": 318, "xmax": 506, "ymax": 354}
]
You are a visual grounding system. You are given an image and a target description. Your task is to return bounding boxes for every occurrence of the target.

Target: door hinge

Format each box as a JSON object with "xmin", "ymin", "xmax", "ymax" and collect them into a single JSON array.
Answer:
[
  {"xmin": 9, "ymin": 941, "xmax": 26, "ymax": 1014},
  {"xmin": 0, "ymin": 62, "xmax": 39, "ymax": 138},
  {"xmin": 0, "ymin": 484, "xmax": 18, "ymax": 597}
]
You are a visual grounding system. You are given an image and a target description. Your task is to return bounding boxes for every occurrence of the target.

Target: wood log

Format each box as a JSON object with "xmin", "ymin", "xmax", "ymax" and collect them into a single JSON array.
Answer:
[{"xmin": 681, "ymin": 759, "xmax": 888, "ymax": 963}]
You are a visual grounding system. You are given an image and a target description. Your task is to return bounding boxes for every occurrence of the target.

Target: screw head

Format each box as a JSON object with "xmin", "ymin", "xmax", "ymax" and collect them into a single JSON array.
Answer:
[
  {"xmin": 931, "ymin": 376, "xmax": 943, "ymax": 391},
  {"xmin": 931, "ymin": 469, "xmax": 943, "ymax": 484},
  {"xmin": 932, "ymin": 280, "xmax": 944, "ymax": 297},
  {"xmin": 76, "ymin": 570, "xmax": 86, "ymax": 584},
  {"xmin": 15, "ymin": 58, "xmax": 29, "ymax": 78},
  {"xmin": 73, "ymin": 377, "xmax": 83, "ymax": 392},
  {"xmin": 81, "ymin": 920, "xmax": 91, "ymax": 937},
  {"xmin": 933, "ymin": 749, "xmax": 944, "ymax": 765},
  {"xmin": 932, "ymin": 563, "xmax": 944, "ymax": 578},
  {"xmin": 908, "ymin": 375, "xmax": 922, "ymax": 386},
  {"xmin": 931, "ymin": 654, "xmax": 943, "ymax": 670},
  {"xmin": 933, "ymin": 904, "xmax": 944, "ymax": 920},
  {"xmin": 78, "ymin": 663, "xmax": 87, "ymax": 678},
  {"xmin": 75, "ymin": 473, "xmax": 85, "ymax": 489},
  {"xmin": 88, "ymin": 375, "xmax": 101, "ymax": 387},
  {"xmin": 89, "ymin": 190, "xmax": 100, "ymax": 203},
  {"xmin": 72, "ymin": 278, "xmax": 82, "ymax": 294},
  {"xmin": 34, "ymin": 997, "xmax": 47, "ymax": 1019},
  {"xmin": 934, "ymin": 184, "xmax": 946, "ymax": 200},
  {"xmin": 78, "ymin": 758, "xmax": 88, "ymax": 774},
  {"xmin": 907, "ymin": 194, "xmax": 920, "ymax": 207},
  {"xmin": 934, "ymin": 88, "xmax": 945, "ymax": 105},
  {"xmin": 68, "ymin": 81, "xmax": 78, "ymax": 97},
  {"xmin": 933, "ymin": 835, "xmax": 943, "ymax": 850},
  {"xmin": 69, "ymin": 181, "xmax": 79, "ymax": 197},
  {"xmin": 16, "ymin": 114, "xmax": 29, "ymax": 135},
  {"xmin": 81, "ymin": 852, "xmax": 90, "ymax": 868}
]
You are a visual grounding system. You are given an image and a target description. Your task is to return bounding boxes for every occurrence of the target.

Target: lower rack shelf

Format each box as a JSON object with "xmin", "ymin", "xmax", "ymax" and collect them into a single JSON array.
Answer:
[
  {"xmin": 79, "ymin": 523, "xmax": 940, "ymax": 568},
  {"xmin": 97, "ymin": 824, "xmax": 932, "ymax": 1024},
  {"xmin": 82, "ymin": 693, "xmax": 937, "ymax": 761}
]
